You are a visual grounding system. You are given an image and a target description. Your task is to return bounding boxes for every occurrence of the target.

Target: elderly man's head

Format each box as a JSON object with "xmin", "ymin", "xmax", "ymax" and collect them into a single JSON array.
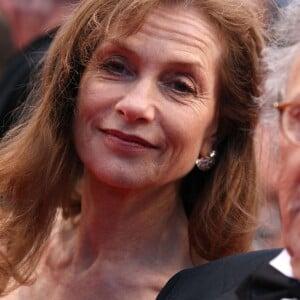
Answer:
[
  {"xmin": 262, "ymin": 0, "xmax": 300, "ymax": 272},
  {"xmin": 277, "ymin": 50, "xmax": 300, "ymax": 252}
]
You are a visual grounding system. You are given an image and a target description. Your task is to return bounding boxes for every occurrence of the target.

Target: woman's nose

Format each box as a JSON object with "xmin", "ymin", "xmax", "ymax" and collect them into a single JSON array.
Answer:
[{"xmin": 115, "ymin": 79, "xmax": 156, "ymax": 122}]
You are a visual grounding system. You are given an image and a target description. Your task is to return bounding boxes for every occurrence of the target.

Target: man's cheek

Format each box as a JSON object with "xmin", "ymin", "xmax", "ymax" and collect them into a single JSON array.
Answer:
[
  {"xmin": 285, "ymin": 213, "xmax": 300, "ymax": 279},
  {"xmin": 291, "ymin": 256, "xmax": 300, "ymax": 279},
  {"xmin": 288, "ymin": 217, "xmax": 300, "ymax": 280}
]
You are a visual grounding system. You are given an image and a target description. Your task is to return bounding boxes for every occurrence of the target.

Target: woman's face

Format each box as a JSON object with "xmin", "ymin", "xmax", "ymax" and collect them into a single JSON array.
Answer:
[{"xmin": 73, "ymin": 5, "xmax": 221, "ymax": 190}]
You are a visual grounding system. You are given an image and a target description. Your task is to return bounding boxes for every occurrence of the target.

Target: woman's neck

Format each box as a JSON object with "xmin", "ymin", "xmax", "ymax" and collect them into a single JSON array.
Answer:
[
  {"xmin": 73, "ymin": 174, "xmax": 192, "ymax": 273},
  {"xmin": 34, "ymin": 174, "xmax": 195, "ymax": 300}
]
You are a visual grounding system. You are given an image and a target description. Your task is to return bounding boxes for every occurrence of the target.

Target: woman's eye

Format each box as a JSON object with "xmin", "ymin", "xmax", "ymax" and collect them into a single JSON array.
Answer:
[
  {"xmin": 170, "ymin": 80, "xmax": 196, "ymax": 94},
  {"xmin": 163, "ymin": 75, "xmax": 197, "ymax": 97},
  {"xmin": 100, "ymin": 57, "xmax": 132, "ymax": 77}
]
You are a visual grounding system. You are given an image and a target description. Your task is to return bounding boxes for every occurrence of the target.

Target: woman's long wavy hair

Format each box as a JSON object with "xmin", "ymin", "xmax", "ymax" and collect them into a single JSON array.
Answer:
[{"xmin": 0, "ymin": 0, "xmax": 265, "ymax": 294}]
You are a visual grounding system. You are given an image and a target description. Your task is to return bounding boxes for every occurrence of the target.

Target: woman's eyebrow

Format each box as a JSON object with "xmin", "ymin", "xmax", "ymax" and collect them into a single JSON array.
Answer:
[
  {"xmin": 96, "ymin": 39, "xmax": 136, "ymax": 56},
  {"xmin": 94, "ymin": 40, "xmax": 208, "ymax": 87}
]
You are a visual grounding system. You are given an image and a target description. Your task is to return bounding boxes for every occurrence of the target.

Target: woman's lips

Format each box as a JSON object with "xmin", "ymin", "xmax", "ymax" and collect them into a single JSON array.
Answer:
[{"xmin": 101, "ymin": 129, "xmax": 157, "ymax": 149}]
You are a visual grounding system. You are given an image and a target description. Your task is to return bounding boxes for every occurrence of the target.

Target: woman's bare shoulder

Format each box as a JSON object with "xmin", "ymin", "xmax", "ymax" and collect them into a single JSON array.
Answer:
[
  {"xmin": 1, "ymin": 293, "xmax": 18, "ymax": 300},
  {"xmin": 1, "ymin": 213, "xmax": 79, "ymax": 300},
  {"xmin": 1, "ymin": 287, "xmax": 24, "ymax": 300}
]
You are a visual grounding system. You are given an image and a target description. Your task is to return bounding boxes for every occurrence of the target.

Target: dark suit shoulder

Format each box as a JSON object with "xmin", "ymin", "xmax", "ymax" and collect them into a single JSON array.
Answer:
[{"xmin": 157, "ymin": 249, "xmax": 281, "ymax": 300}]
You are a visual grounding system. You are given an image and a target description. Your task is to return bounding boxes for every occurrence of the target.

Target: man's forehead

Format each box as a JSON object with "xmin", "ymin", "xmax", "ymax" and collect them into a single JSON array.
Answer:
[{"xmin": 286, "ymin": 52, "xmax": 300, "ymax": 101}]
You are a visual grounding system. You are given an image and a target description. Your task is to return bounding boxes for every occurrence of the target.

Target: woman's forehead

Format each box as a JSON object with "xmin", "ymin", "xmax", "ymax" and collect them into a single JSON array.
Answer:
[
  {"xmin": 97, "ymin": 5, "xmax": 221, "ymax": 59},
  {"xmin": 100, "ymin": 3, "xmax": 218, "ymax": 40}
]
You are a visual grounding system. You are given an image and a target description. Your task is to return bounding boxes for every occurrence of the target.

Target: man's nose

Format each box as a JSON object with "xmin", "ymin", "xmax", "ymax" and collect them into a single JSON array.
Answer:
[{"xmin": 115, "ymin": 78, "xmax": 156, "ymax": 122}]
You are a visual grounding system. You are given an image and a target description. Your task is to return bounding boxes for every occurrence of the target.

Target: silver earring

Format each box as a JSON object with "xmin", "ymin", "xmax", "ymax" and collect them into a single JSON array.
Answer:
[{"xmin": 195, "ymin": 150, "xmax": 217, "ymax": 171}]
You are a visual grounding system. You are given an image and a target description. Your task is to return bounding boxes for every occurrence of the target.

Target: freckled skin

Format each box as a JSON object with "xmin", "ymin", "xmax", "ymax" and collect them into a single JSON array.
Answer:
[{"xmin": 74, "ymin": 7, "xmax": 221, "ymax": 192}]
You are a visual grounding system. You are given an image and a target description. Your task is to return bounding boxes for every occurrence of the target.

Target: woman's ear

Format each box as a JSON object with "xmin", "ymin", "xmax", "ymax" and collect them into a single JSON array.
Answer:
[
  {"xmin": 199, "ymin": 127, "xmax": 218, "ymax": 158},
  {"xmin": 197, "ymin": 140, "xmax": 217, "ymax": 173}
]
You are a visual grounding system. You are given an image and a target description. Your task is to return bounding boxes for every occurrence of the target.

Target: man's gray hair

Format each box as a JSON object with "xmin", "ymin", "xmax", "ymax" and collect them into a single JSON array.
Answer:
[{"xmin": 261, "ymin": 0, "xmax": 300, "ymax": 125}]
